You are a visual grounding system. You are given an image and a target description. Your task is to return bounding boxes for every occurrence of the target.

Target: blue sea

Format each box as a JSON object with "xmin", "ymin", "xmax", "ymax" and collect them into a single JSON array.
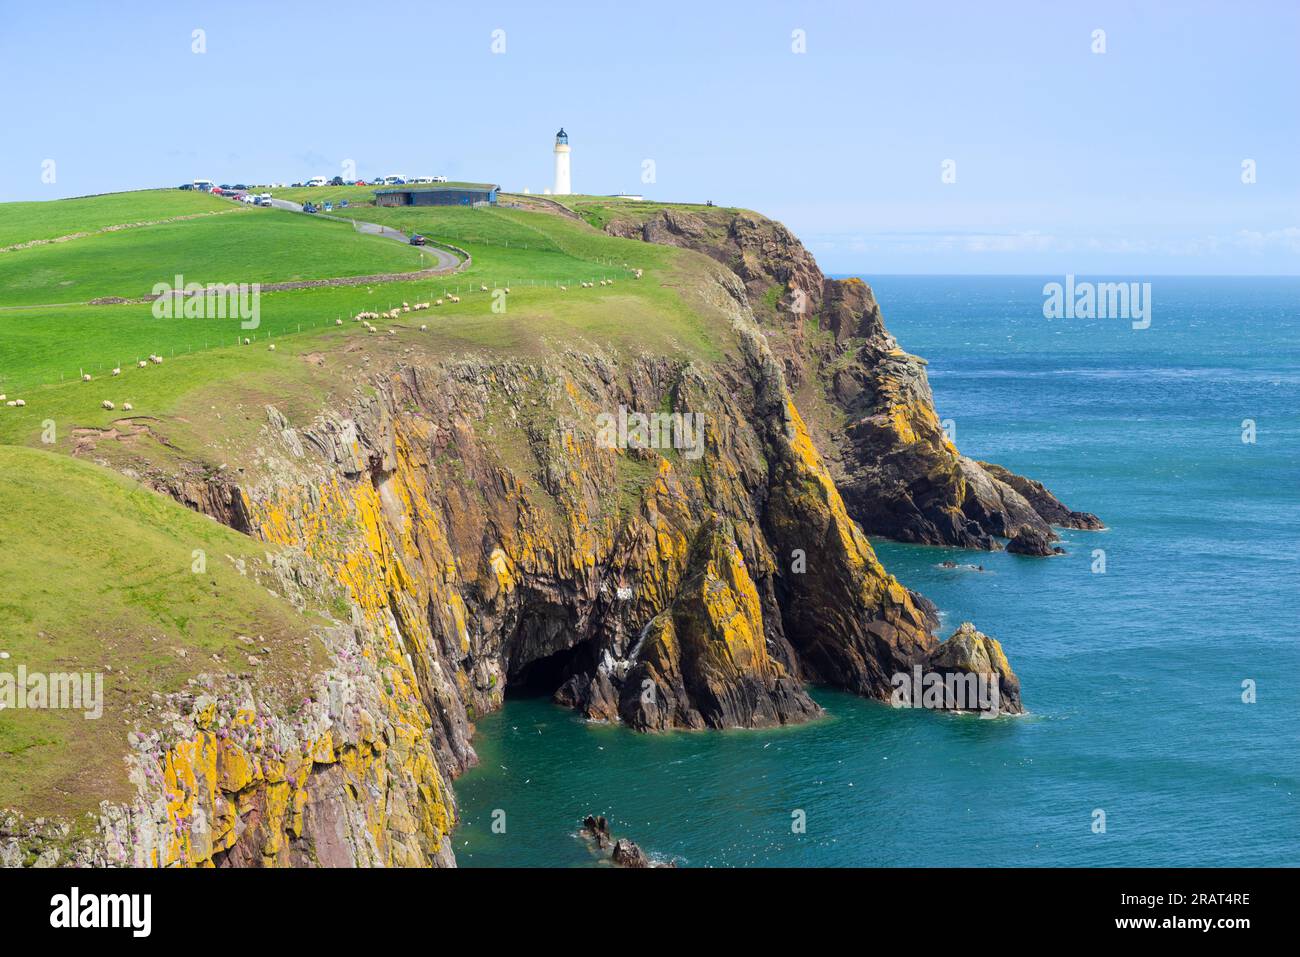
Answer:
[{"xmin": 454, "ymin": 276, "xmax": 1300, "ymax": 867}]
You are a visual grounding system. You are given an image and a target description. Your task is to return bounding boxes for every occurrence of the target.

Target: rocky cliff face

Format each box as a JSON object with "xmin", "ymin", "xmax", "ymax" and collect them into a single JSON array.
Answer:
[
  {"xmin": 603, "ymin": 207, "xmax": 1102, "ymax": 550},
  {"xmin": 6, "ymin": 207, "xmax": 1054, "ymax": 869}
]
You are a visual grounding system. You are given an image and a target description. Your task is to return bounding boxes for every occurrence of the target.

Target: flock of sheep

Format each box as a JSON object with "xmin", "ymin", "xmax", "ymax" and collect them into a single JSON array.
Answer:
[{"xmin": 2, "ymin": 270, "xmax": 643, "ymax": 416}]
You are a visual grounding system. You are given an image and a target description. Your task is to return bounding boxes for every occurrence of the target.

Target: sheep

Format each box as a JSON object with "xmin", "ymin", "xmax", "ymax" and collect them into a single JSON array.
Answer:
[
  {"xmin": 0, "ymin": 394, "xmax": 5, "ymax": 401},
  {"xmin": 14, "ymin": 399, "xmax": 25, "ymax": 407},
  {"xmin": 402, "ymin": 301, "xmax": 410, "ymax": 309},
  {"xmin": 4, "ymin": 400, "xmax": 15, "ymax": 407},
  {"xmin": 268, "ymin": 343, "xmax": 276, "ymax": 351},
  {"xmin": 435, "ymin": 299, "xmax": 443, "ymax": 306},
  {"xmin": 138, "ymin": 360, "xmax": 149, "ymax": 368},
  {"xmin": 243, "ymin": 338, "xmax": 251, "ymax": 345},
  {"xmin": 112, "ymin": 367, "xmax": 121, "ymax": 376},
  {"xmin": 387, "ymin": 329, "xmax": 396, "ymax": 336},
  {"xmin": 82, "ymin": 373, "xmax": 92, "ymax": 382},
  {"xmin": 335, "ymin": 318, "xmax": 343, "ymax": 326},
  {"xmin": 480, "ymin": 284, "xmax": 488, "ymax": 292},
  {"xmin": 367, "ymin": 326, "xmax": 377, "ymax": 334},
  {"xmin": 122, "ymin": 403, "xmax": 133, "ymax": 411},
  {"xmin": 152, "ymin": 355, "xmax": 163, "ymax": 364},
  {"xmin": 102, "ymin": 400, "xmax": 115, "ymax": 410},
  {"xmin": 448, "ymin": 295, "xmax": 460, "ymax": 304},
  {"xmin": 503, "ymin": 286, "xmax": 510, "ymax": 294},
  {"xmin": 420, "ymin": 324, "xmax": 428, "ymax": 331},
  {"xmin": 607, "ymin": 279, "xmax": 614, "ymax": 286},
  {"xmin": 634, "ymin": 268, "xmax": 643, "ymax": 279},
  {"xmin": 599, "ymin": 279, "xmax": 607, "ymax": 287},
  {"xmin": 559, "ymin": 285, "xmax": 567, "ymax": 291}
]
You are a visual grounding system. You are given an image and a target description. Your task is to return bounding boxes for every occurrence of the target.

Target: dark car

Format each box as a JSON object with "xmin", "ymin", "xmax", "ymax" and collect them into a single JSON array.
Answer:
[
  {"xmin": 303, "ymin": 203, "xmax": 319, "ymax": 214},
  {"xmin": 409, "ymin": 234, "xmax": 427, "ymax": 246}
]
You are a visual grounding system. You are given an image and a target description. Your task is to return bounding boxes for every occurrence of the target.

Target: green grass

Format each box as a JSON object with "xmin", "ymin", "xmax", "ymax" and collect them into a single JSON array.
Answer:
[
  {"xmin": 0, "ymin": 189, "xmax": 230, "ymax": 248},
  {"xmin": 0, "ymin": 207, "xmax": 428, "ymax": 307},
  {"xmin": 0, "ymin": 446, "xmax": 326, "ymax": 817}
]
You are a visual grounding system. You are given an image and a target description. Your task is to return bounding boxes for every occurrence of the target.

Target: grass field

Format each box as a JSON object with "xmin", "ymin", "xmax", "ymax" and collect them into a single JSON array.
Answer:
[
  {"xmin": 0, "ymin": 192, "xmax": 712, "ymax": 396},
  {"xmin": 0, "ymin": 207, "xmax": 429, "ymax": 307},
  {"xmin": 0, "ymin": 189, "xmax": 230, "ymax": 248},
  {"xmin": 0, "ymin": 446, "xmax": 326, "ymax": 819}
]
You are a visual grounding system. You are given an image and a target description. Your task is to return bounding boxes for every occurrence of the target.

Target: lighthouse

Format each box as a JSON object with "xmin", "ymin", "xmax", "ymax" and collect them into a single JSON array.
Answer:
[{"xmin": 553, "ymin": 128, "xmax": 572, "ymax": 196}]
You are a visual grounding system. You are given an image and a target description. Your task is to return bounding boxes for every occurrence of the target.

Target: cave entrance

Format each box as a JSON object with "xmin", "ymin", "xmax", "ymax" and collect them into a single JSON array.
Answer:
[{"xmin": 506, "ymin": 639, "xmax": 600, "ymax": 698}]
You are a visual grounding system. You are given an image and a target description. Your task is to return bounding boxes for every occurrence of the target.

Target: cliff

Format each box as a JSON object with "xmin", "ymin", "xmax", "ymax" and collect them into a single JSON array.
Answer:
[
  {"xmin": 603, "ymin": 206, "xmax": 1102, "ymax": 549},
  {"xmin": 3, "ymin": 200, "xmax": 1063, "ymax": 869}
]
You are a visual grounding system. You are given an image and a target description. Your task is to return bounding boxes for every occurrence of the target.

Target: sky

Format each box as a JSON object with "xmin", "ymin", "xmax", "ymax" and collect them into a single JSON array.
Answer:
[{"xmin": 1, "ymin": 0, "xmax": 1297, "ymax": 274}]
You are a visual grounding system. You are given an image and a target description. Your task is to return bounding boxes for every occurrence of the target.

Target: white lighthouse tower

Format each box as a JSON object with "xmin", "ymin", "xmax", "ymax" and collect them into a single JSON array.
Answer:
[{"xmin": 553, "ymin": 128, "xmax": 572, "ymax": 196}]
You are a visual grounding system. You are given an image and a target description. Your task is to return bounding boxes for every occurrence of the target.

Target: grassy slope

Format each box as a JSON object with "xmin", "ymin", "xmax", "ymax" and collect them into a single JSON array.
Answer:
[
  {"xmin": 0, "ymin": 201, "xmax": 718, "ymax": 395},
  {"xmin": 0, "ymin": 447, "xmax": 326, "ymax": 819},
  {"xmin": 0, "ymin": 207, "xmax": 428, "ymax": 307},
  {"xmin": 0, "ymin": 189, "xmax": 230, "ymax": 248}
]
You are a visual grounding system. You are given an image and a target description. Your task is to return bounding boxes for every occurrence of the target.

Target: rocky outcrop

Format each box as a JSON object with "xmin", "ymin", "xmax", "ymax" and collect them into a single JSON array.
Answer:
[
  {"xmin": 1006, "ymin": 525, "xmax": 1065, "ymax": 556},
  {"xmin": 977, "ymin": 461, "xmax": 1105, "ymax": 531},
  {"xmin": 921, "ymin": 622, "xmax": 1024, "ymax": 715},
  {"xmin": 580, "ymin": 814, "xmax": 674, "ymax": 867},
  {"xmin": 600, "ymin": 206, "xmax": 1101, "ymax": 553}
]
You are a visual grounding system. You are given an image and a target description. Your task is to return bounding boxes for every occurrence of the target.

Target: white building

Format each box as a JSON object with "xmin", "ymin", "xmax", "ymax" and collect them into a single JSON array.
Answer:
[{"xmin": 553, "ymin": 128, "xmax": 571, "ymax": 196}]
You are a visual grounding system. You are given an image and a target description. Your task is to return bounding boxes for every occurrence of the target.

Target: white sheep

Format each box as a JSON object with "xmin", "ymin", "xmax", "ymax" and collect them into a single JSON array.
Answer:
[
  {"xmin": 101, "ymin": 400, "xmax": 114, "ymax": 410},
  {"xmin": 138, "ymin": 360, "xmax": 148, "ymax": 368},
  {"xmin": 559, "ymin": 285, "xmax": 567, "ymax": 291},
  {"xmin": 420, "ymin": 324, "xmax": 428, "ymax": 331},
  {"xmin": 4, "ymin": 400, "xmax": 14, "ymax": 407},
  {"xmin": 480, "ymin": 284, "xmax": 488, "ymax": 292},
  {"xmin": 14, "ymin": 399, "xmax": 25, "ymax": 407},
  {"xmin": 151, "ymin": 355, "xmax": 163, "ymax": 364},
  {"xmin": 122, "ymin": 402, "xmax": 133, "ymax": 411},
  {"xmin": 82, "ymin": 373, "xmax": 92, "ymax": 382},
  {"xmin": 435, "ymin": 299, "xmax": 443, "ymax": 306},
  {"xmin": 335, "ymin": 318, "xmax": 343, "ymax": 326},
  {"xmin": 387, "ymin": 329, "xmax": 396, "ymax": 336},
  {"xmin": 112, "ymin": 367, "xmax": 121, "ymax": 376},
  {"xmin": 268, "ymin": 343, "xmax": 276, "ymax": 351}
]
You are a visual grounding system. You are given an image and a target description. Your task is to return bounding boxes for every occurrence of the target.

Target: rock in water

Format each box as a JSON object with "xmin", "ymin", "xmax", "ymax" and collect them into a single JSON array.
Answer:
[
  {"xmin": 1006, "ymin": 525, "xmax": 1065, "ymax": 556},
  {"xmin": 923, "ymin": 622, "xmax": 1024, "ymax": 715},
  {"xmin": 580, "ymin": 816, "xmax": 675, "ymax": 867},
  {"xmin": 581, "ymin": 815, "xmax": 612, "ymax": 850},
  {"xmin": 611, "ymin": 839, "xmax": 651, "ymax": 868}
]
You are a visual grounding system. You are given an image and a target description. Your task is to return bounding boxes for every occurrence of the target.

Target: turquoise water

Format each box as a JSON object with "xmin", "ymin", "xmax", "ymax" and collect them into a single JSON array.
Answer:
[{"xmin": 454, "ymin": 276, "xmax": 1300, "ymax": 867}]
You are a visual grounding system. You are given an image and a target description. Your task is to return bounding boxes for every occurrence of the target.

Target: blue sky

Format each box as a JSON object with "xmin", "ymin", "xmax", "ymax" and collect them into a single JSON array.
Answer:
[{"xmin": 1, "ymin": 0, "xmax": 1296, "ymax": 273}]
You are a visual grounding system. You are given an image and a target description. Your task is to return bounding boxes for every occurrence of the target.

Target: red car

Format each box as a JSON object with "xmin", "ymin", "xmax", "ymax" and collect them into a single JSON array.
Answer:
[{"xmin": 354, "ymin": 180, "xmax": 368, "ymax": 186}]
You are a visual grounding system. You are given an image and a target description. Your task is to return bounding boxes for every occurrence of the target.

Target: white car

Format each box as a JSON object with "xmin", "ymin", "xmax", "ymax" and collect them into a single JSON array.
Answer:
[{"xmin": 306, "ymin": 176, "xmax": 329, "ymax": 187}]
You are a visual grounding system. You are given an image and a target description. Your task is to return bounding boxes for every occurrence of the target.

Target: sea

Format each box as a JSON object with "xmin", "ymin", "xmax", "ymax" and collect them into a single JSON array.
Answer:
[{"xmin": 453, "ymin": 275, "xmax": 1300, "ymax": 867}]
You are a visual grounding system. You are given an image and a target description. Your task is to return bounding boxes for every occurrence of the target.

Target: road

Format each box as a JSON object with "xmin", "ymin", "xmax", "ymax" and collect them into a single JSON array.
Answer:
[{"xmin": 265, "ymin": 198, "xmax": 461, "ymax": 271}]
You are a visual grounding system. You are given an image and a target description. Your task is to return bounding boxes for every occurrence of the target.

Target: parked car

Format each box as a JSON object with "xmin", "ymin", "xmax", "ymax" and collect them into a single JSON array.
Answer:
[
  {"xmin": 354, "ymin": 180, "xmax": 367, "ymax": 186},
  {"xmin": 303, "ymin": 203, "xmax": 318, "ymax": 214},
  {"xmin": 339, "ymin": 199, "xmax": 349, "ymax": 208},
  {"xmin": 409, "ymin": 234, "xmax": 427, "ymax": 246}
]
